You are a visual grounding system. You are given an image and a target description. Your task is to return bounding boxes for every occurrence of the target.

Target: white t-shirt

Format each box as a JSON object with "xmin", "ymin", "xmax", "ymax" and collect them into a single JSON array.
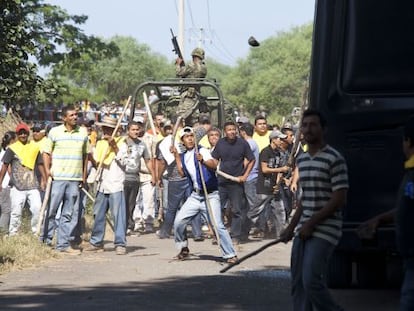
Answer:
[{"xmin": 183, "ymin": 147, "xmax": 213, "ymax": 190}]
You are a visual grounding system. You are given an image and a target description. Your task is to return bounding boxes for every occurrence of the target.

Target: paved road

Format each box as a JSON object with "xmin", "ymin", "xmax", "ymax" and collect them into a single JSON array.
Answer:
[{"xmin": 0, "ymin": 232, "xmax": 400, "ymax": 310}]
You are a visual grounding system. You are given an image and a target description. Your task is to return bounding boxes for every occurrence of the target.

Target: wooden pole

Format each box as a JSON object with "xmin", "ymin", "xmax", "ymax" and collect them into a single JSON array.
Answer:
[{"xmin": 95, "ymin": 96, "xmax": 132, "ymax": 182}]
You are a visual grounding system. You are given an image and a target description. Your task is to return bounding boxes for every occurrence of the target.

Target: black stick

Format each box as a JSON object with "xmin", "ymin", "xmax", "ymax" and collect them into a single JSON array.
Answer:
[{"xmin": 219, "ymin": 238, "xmax": 282, "ymax": 273}]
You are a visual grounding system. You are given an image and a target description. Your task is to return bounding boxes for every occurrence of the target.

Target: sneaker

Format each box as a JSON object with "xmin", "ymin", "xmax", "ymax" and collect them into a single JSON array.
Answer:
[
  {"xmin": 193, "ymin": 236, "xmax": 205, "ymax": 242},
  {"xmin": 226, "ymin": 256, "xmax": 239, "ymax": 264},
  {"xmin": 174, "ymin": 247, "xmax": 190, "ymax": 260},
  {"xmin": 58, "ymin": 247, "xmax": 81, "ymax": 255},
  {"xmin": 156, "ymin": 230, "xmax": 169, "ymax": 239},
  {"xmin": 115, "ymin": 246, "xmax": 127, "ymax": 255},
  {"xmin": 83, "ymin": 243, "xmax": 104, "ymax": 252},
  {"xmin": 252, "ymin": 231, "xmax": 265, "ymax": 239}
]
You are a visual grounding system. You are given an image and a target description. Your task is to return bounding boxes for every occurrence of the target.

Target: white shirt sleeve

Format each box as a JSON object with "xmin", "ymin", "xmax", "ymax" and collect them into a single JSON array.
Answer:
[{"xmin": 199, "ymin": 147, "xmax": 213, "ymax": 161}]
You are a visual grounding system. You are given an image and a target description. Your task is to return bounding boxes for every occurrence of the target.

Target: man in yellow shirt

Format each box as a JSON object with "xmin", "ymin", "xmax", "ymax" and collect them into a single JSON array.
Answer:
[{"xmin": 252, "ymin": 115, "xmax": 270, "ymax": 152}]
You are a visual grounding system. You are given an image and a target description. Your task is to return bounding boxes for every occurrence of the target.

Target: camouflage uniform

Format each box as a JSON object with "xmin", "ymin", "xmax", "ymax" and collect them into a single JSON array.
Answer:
[{"xmin": 175, "ymin": 48, "xmax": 207, "ymax": 122}]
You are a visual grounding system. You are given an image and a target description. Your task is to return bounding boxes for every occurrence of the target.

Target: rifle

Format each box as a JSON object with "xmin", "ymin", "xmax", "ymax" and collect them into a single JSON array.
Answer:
[
  {"xmin": 273, "ymin": 84, "xmax": 309, "ymax": 195},
  {"xmin": 170, "ymin": 28, "xmax": 185, "ymax": 67}
]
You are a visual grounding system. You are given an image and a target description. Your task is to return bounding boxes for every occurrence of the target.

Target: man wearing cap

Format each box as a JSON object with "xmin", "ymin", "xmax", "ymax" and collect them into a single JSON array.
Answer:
[
  {"xmin": 85, "ymin": 116, "xmax": 129, "ymax": 255},
  {"xmin": 42, "ymin": 104, "xmax": 89, "ymax": 254},
  {"xmin": 172, "ymin": 126, "xmax": 238, "ymax": 263},
  {"xmin": 211, "ymin": 121, "xmax": 255, "ymax": 244},
  {"xmin": 247, "ymin": 130, "xmax": 290, "ymax": 238},
  {"xmin": 155, "ymin": 123, "xmax": 203, "ymax": 240},
  {"xmin": 0, "ymin": 123, "xmax": 46, "ymax": 235}
]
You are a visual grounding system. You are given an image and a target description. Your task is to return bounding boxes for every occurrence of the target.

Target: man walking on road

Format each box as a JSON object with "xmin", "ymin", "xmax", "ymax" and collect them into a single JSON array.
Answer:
[{"xmin": 280, "ymin": 109, "xmax": 349, "ymax": 311}]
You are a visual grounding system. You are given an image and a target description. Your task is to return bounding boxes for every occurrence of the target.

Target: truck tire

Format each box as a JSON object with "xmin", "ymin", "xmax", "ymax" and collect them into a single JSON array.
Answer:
[
  {"xmin": 356, "ymin": 253, "xmax": 386, "ymax": 288},
  {"xmin": 327, "ymin": 251, "xmax": 352, "ymax": 288}
]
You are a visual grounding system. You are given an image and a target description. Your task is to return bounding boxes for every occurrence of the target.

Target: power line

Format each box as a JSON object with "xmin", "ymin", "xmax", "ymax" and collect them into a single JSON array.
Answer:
[
  {"xmin": 187, "ymin": 0, "xmax": 196, "ymax": 29},
  {"xmin": 206, "ymin": 0, "xmax": 212, "ymax": 32}
]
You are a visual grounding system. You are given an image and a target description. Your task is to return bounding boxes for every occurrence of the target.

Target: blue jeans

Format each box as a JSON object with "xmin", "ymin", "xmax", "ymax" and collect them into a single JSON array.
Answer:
[
  {"xmin": 401, "ymin": 258, "xmax": 414, "ymax": 311},
  {"xmin": 90, "ymin": 191, "xmax": 126, "ymax": 247},
  {"xmin": 43, "ymin": 180, "xmax": 80, "ymax": 250},
  {"xmin": 247, "ymin": 193, "xmax": 273, "ymax": 232},
  {"xmin": 291, "ymin": 237, "xmax": 343, "ymax": 311},
  {"xmin": 174, "ymin": 191, "xmax": 236, "ymax": 259},
  {"xmin": 158, "ymin": 179, "xmax": 201, "ymax": 238},
  {"xmin": 219, "ymin": 182, "xmax": 247, "ymax": 240}
]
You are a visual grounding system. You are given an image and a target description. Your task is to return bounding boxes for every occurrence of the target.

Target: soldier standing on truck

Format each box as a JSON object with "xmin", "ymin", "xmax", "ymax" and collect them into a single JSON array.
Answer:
[{"xmin": 175, "ymin": 48, "xmax": 207, "ymax": 123}]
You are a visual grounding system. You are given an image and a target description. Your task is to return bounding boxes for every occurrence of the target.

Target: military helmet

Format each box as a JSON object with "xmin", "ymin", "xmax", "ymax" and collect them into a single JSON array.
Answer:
[{"xmin": 191, "ymin": 47, "xmax": 205, "ymax": 60}]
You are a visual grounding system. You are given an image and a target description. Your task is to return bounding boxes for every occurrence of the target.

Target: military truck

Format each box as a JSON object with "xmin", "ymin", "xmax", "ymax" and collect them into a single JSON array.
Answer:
[
  {"xmin": 310, "ymin": 0, "xmax": 413, "ymax": 287},
  {"xmin": 130, "ymin": 78, "xmax": 233, "ymax": 128}
]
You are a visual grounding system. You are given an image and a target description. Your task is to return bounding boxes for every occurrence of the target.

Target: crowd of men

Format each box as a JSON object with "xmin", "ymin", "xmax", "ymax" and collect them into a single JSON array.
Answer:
[{"xmin": 0, "ymin": 101, "xmax": 302, "ymax": 259}]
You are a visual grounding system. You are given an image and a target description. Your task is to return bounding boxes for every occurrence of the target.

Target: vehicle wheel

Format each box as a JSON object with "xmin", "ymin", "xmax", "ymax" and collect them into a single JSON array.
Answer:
[
  {"xmin": 327, "ymin": 251, "xmax": 352, "ymax": 288},
  {"xmin": 356, "ymin": 253, "xmax": 386, "ymax": 288}
]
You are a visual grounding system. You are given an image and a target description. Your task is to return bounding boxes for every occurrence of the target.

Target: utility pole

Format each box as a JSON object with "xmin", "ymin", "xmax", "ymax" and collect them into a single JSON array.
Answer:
[
  {"xmin": 178, "ymin": 0, "xmax": 185, "ymax": 57},
  {"xmin": 189, "ymin": 27, "xmax": 211, "ymax": 49}
]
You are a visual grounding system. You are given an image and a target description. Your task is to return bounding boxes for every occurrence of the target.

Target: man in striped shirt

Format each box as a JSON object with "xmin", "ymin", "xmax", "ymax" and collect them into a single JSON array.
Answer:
[
  {"xmin": 42, "ymin": 104, "xmax": 89, "ymax": 255},
  {"xmin": 281, "ymin": 109, "xmax": 348, "ymax": 311}
]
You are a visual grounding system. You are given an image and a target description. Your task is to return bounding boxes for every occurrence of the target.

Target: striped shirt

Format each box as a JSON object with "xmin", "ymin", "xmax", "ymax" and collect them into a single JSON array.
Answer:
[
  {"xmin": 43, "ymin": 124, "xmax": 88, "ymax": 181},
  {"xmin": 296, "ymin": 145, "xmax": 349, "ymax": 245}
]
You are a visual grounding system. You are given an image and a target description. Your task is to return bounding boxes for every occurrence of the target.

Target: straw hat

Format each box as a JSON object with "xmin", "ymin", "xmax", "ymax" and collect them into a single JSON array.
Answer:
[{"xmin": 96, "ymin": 116, "xmax": 118, "ymax": 128}]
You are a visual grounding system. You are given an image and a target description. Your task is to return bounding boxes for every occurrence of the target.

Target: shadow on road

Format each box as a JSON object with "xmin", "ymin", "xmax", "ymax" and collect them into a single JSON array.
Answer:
[{"xmin": 0, "ymin": 268, "xmax": 292, "ymax": 311}]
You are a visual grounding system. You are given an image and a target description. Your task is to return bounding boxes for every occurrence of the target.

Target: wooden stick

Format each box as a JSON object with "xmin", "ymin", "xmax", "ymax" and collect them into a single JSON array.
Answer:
[
  {"xmin": 80, "ymin": 186, "xmax": 115, "ymax": 232},
  {"xmin": 143, "ymin": 91, "xmax": 157, "ymax": 138},
  {"xmin": 171, "ymin": 116, "xmax": 182, "ymax": 147},
  {"xmin": 216, "ymin": 161, "xmax": 240, "ymax": 183},
  {"xmin": 194, "ymin": 144, "xmax": 222, "ymax": 252},
  {"xmin": 95, "ymin": 96, "xmax": 132, "ymax": 182},
  {"xmin": 220, "ymin": 238, "xmax": 282, "ymax": 273},
  {"xmin": 36, "ymin": 176, "xmax": 52, "ymax": 236}
]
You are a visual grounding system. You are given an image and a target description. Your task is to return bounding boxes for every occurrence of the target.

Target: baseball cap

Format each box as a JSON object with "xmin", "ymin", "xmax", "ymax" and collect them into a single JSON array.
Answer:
[
  {"xmin": 237, "ymin": 116, "xmax": 250, "ymax": 124},
  {"xmin": 269, "ymin": 130, "xmax": 287, "ymax": 140},
  {"xmin": 16, "ymin": 122, "xmax": 30, "ymax": 133},
  {"xmin": 179, "ymin": 126, "xmax": 194, "ymax": 139}
]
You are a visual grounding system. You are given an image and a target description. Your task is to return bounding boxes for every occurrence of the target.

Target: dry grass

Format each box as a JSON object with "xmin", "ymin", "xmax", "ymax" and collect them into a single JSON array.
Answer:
[
  {"xmin": 0, "ymin": 199, "xmax": 115, "ymax": 275},
  {"xmin": 0, "ymin": 234, "xmax": 59, "ymax": 274}
]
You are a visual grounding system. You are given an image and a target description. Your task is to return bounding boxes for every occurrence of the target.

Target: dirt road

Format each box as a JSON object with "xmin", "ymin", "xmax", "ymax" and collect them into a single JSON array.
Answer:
[{"xmin": 0, "ymin": 233, "xmax": 399, "ymax": 310}]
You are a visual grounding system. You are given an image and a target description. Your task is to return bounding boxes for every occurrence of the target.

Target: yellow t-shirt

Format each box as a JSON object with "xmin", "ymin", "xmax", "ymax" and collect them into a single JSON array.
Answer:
[{"xmin": 252, "ymin": 131, "xmax": 270, "ymax": 152}]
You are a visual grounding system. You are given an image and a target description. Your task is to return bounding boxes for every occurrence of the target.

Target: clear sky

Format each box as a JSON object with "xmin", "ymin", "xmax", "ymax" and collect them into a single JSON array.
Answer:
[{"xmin": 47, "ymin": 0, "xmax": 315, "ymax": 66}]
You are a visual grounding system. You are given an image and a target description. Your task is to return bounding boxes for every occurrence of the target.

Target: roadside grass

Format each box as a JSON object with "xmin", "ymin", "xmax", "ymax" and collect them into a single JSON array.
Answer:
[
  {"xmin": 0, "ymin": 199, "xmax": 99, "ymax": 275},
  {"xmin": 0, "ymin": 233, "xmax": 58, "ymax": 274}
]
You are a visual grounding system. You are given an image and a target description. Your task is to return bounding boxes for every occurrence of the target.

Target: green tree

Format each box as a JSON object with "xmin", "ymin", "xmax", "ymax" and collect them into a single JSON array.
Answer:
[
  {"xmin": 222, "ymin": 23, "xmax": 312, "ymax": 120},
  {"xmin": 0, "ymin": 0, "xmax": 118, "ymax": 103},
  {"xmin": 53, "ymin": 36, "xmax": 172, "ymax": 103}
]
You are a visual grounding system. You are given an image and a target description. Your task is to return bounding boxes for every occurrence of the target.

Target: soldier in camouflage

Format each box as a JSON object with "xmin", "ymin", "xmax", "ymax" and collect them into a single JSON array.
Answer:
[{"xmin": 175, "ymin": 48, "xmax": 207, "ymax": 123}]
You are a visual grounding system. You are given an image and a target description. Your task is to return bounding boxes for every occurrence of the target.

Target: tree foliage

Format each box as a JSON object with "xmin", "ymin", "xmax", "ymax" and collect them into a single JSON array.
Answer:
[
  {"xmin": 52, "ymin": 36, "xmax": 173, "ymax": 103},
  {"xmin": 222, "ymin": 23, "xmax": 312, "ymax": 118},
  {"xmin": 0, "ymin": 0, "xmax": 118, "ymax": 103}
]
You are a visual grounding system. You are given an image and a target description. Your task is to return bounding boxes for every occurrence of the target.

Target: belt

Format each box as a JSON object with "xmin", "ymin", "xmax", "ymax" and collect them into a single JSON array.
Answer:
[{"xmin": 193, "ymin": 188, "xmax": 216, "ymax": 195}]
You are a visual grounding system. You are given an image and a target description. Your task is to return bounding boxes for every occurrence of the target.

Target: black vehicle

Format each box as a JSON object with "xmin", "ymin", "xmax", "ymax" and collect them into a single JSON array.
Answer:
[{"xmin": 310, "ymin": 0, "xmax": 413, "ymax": 288}]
